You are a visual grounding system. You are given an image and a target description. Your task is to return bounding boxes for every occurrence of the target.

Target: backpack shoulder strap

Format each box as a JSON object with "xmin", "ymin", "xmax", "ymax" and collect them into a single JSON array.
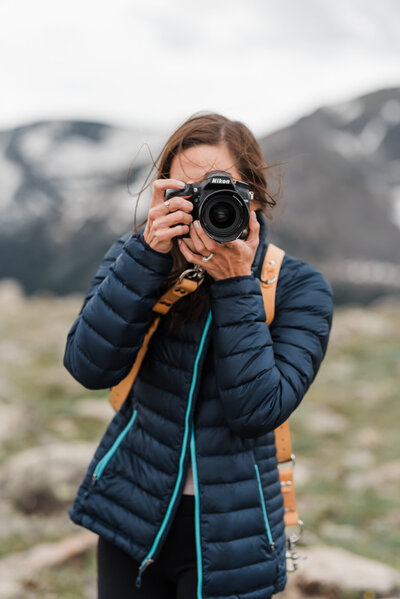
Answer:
[
  {"xmin": 260, "ymin": 242, "xmax": 285, "ymax": 325},
  {"xmin": 260, "ymin": 244, "xmax": 302, "ymax": 533}
]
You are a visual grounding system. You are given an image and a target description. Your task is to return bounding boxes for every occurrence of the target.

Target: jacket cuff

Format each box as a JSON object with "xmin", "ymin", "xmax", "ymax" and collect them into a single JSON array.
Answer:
[
  {"xmin": 210, "ymin": 274, "xmax": 258, "ymax": 295},
  {"xmin": 210, "ymin": 275, "xmax": 266, "ymax": 326},
  {"xmin": 130, "ymin": 231, "xmax": 174, "ymax": 269}
]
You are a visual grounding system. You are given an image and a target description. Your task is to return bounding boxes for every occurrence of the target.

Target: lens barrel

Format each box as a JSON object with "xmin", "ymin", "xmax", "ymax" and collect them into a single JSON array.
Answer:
[{"xmin": 200, "ymin": 191, "xmax": 249, "ymax": 242}]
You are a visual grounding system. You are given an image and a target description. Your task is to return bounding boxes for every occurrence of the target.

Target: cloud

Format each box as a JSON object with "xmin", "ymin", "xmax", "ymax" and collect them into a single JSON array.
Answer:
[{"xmin": 0, "ymin": 0, "xmax": 399, "ymax": 135}]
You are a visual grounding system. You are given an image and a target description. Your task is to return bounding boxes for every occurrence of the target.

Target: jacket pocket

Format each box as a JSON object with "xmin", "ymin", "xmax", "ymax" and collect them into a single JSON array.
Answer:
[
  {"xmin": 90, "ymin": 408, "xmax": 138, "ymax": 487},
  {"xmin": 254, "ymin": 462, "xmax": 276, "ymax": 555}
]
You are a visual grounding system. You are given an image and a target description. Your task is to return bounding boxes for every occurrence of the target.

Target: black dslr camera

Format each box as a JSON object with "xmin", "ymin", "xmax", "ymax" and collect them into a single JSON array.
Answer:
[{"xmin": 165, "ymin": 171, "xmax": 253, "ymax": 242}]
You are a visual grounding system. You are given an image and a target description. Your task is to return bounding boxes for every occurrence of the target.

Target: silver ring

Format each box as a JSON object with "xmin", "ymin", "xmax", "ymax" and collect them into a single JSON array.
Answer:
[
  {"xmin": 202, "ymin": 252, "xmax": 214, "ymax": 262},
  {"xmin": 163, "ymin": 200, "xmax": 170, "ymax": 211}
]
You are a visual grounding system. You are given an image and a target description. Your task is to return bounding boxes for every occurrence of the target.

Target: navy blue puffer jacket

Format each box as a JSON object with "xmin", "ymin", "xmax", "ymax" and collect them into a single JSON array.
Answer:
[{"xmin": 65, "ymin": 212, "xmax": 333, "ymax": 598}]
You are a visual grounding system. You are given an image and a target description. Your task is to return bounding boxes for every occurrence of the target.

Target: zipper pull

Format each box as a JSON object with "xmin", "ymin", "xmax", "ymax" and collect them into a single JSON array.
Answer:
[
  {"xmin": 84, "ymin": 473, "xmax": 97, "ymax": 498},
  {"xmin": 135, "ymin": 558, "xmax": 154, "ymax": 588},
  {"xmin": 270, "ymin": 541, "xmax": 276, "ymax": 553}
]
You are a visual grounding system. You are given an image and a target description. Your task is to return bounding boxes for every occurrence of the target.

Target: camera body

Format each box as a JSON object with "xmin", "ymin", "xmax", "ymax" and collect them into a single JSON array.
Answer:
[{"xmin": 165, "ymin": 171, "xmax": 252, "ymax": 242}]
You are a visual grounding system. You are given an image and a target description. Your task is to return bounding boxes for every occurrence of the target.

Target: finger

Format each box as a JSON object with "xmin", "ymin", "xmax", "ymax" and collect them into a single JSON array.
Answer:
[
  {"xmin": 148, "ymin": 197, "xmax": 193, "ymax": 222},
  {"xmin": 182, "ymin": 236, "xmax": 197, "ymax": 253},
  {"xmin": 189, "ymin": 221, "xmax": 207, "ymax": 254},
  {"xmin": 177, "ymin": 239, "xmax": 203, "ymax": 265},
  {"xmin": 246, "ymin": 211, "xmax": 260, "ymax": 244},
  {"xmin": 222, "ymin": 240, "xmax": 238, "ymax": 250},
  {"xmin": 155, "ymin": 224, "xmax": 190, "ymax": 241},
  {"xmin": 192, "ymin": 221, "xmax": 218, "ymax": 252},
  {"xmin": 152, "ymin": 179, "xmax": 186, "ymax": 204},
  {"xmin": 164, "ymin": 197, "xmax": 194, "ymax": 213},
  {"xmin": 154, "ymin": 210, "xmax": 193, "ymax": 229}
]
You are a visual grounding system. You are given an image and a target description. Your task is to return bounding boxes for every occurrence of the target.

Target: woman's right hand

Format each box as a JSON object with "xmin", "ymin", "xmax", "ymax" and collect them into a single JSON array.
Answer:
[{"xmin": 143, "ymin": 179, "xmax": 194, "ymax": 254}]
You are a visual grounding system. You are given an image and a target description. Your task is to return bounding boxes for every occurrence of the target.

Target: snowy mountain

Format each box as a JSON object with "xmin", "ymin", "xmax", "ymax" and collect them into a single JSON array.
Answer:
[
  {"xmin": 0, "ymin": 87, "xmax": 399, "ymax": 302},
  {"xmin": 260, "ymin": 86, "xmax": 400, "ymax": 302},
  {"xmin": 0, "ymin": 120, "xmax": 162, "ymax": 293}
]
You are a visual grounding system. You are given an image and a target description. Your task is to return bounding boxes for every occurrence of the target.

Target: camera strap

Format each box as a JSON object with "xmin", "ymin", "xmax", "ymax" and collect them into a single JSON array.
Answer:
[{"xmin": 108, "ymin": 267, "xmax": 205, "ymax": 411}]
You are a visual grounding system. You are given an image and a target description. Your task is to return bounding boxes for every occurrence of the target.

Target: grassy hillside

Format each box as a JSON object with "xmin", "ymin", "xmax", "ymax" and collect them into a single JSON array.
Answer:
[{"xmin": 0, "ymin": 279, "xmax": 399, "ymax": 597}]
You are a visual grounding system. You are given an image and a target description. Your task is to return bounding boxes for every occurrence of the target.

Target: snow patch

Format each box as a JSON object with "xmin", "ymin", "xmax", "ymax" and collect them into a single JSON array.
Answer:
[
  {"xmin": 0, "ymin": 155, "xmax": 23, "ymax": 209},
  {"xmin": 19, "ymin": 124, "xmax": 161, "ymax": 179},
  {"xmin": 327, "ymin": 99, "xmax": 364, "ymax": 124},
  {"xmin": 381, "ymin": 100, "xmax": 400, "ymax": 125},
  {"xmin": 326, "ymin": 131, "xmax": 361, "ymax": 158},
  {"xmin": 0, "ymin": 189, "xmax": 54, "ymax": 232},
  {"xmin": 20, "ymin": 126, "xmax": 57, "ymax": 161},
  {"xmin": 326, "ymin": 116, "xmax": 387, "ymax": 157},
  {"xmin": 326, "ymin": 259, "xmax": 400, "ymax": 287},
  {"xmin": 390, "ymin": 185, "xmax": 400, "ymax": 230},
  {"xmin": 359, "ymin": 117, "xmax": 387, "ymax": 154}
]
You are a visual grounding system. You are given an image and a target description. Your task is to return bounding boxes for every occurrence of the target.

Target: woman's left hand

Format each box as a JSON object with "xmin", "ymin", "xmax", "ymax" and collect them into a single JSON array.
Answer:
[{"xmin": 177, "ymin": 210, "xmax": 260, "ymax": 280}]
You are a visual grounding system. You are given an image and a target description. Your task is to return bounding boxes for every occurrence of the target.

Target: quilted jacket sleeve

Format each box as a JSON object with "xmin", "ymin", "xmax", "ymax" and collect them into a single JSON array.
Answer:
[
  {"xmin": 63, "ymin": 231, "xmax": 173, "ymax": 389},
  {"xmin": 209, "ymin": 255, "xmax": 334, "ymax": 438}
]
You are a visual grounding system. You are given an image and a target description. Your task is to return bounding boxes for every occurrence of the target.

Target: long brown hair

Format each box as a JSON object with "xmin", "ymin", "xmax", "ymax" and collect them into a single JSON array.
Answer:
[{"xmin": 131, "ymin": 112, "xmax": 284, "ymax": 330}]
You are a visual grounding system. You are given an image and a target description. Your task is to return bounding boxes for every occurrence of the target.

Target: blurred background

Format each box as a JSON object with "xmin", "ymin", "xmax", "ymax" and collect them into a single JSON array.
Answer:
[{"xmin": 0, "ymin": 1, "xmax": 399, "ymax": 597}]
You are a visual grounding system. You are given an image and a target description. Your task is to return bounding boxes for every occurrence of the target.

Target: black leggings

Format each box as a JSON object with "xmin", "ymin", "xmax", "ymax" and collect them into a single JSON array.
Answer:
[{"xmin": 97, "ymin": 494, "xmax": 197, "ymax": 598}]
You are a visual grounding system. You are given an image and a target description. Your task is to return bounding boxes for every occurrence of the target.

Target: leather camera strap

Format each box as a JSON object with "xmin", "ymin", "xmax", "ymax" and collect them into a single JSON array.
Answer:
[{"xmin": 109, "ymin": 274, "xmax": 202, "ymax": 411}]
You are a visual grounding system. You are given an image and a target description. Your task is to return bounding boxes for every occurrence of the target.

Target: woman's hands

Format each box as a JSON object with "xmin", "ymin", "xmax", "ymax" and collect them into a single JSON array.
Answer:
[
  {"xmin": 142, "ymin": 178, "xmax": 260, "ymax": 280},
  {"xmin": 177, "ymin": 210, "xmax": 260, "ymax": 281},
  {"xmin": 143, "ymin": 179, "xmax": 194, "ymax": 254}
]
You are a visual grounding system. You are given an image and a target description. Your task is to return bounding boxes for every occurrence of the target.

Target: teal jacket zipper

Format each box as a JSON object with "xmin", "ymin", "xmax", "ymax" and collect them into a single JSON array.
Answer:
[
  {"xmin": 88, "ymin": 408, "xmax": 138, "ymax": 489},
  {"xmin": 135, "ymin": 310, "xmax": 212, "ymax": 588},
  {"xmin": 190, "ymin": 423, "xmax": 203, "ymax": 599},
  {"xmin": 254, "ymin": 462, "xmax": 275, "ymax": 553}
]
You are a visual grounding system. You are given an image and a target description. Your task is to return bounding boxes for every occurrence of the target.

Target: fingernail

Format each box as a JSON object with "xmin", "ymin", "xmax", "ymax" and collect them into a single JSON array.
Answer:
[
  {"xmin": 177, "ymin": 180, "xmax": 186, "ymax": 188},
  {"xmin": 194, "ymin": 221, "xmax": 200, "ymax": 228}
]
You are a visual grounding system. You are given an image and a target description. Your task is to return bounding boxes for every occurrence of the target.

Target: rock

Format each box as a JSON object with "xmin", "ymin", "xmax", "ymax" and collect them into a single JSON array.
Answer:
[
  {"xmin": 345, "ymin": 460, "xmax": 400, "ymax": 492},
  {"xmin": 0, "ymin": 279, "xmax": 25, "ymax": 308},
  {"xmin": 0, "ymin": 404, "xmax": 26, "ymax": 444},
  {"xmin": 289, "ymin": 459, "xmax": 314, "ymax": 487},
  {"xmin": 301, "ymin": 408, "xmax": 348, "ymax": 434},
  {"xmin": 343, "ymin": 449, "xmax": 376, "ymax": 468},
  {"xmin": 0, "ymin": 530, "xmax": 97, "ymax": 599},
  {"xmin": 0, "ymin": 498, "xmax": 76, "ymax": 542},
  {"xmin": 353, "ymin": 427, "xmax": 383, "ymax": 448},
  {"xmin": 276, "ymin": 544, "xmax": 400, "ymax": 598},
  {"xmin": 75, "ymin": 398, "xmax": 115, "ymax": 421},
  {"xmin": 0, "ymin": 442, "xmax": 96, "ymax": 514},
  {"xmin": 329, "ymin": 307, "xmax": 392, "ymax": 345},
  {"xmin": 320, "ymin": 522, "xmax": 362, "ymax": 542}
]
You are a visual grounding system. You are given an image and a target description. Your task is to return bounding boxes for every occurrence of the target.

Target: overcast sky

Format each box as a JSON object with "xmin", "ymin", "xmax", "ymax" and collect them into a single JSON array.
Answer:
[{"xmin": 1, "ymin": 0, "xmax": 399, "ymax": 137}]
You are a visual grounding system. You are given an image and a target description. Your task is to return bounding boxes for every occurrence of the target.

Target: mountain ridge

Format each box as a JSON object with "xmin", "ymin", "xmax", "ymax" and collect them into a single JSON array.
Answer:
[{"xmin": 0, "ymin": 87, "xmax": 399, "ymax": 302}]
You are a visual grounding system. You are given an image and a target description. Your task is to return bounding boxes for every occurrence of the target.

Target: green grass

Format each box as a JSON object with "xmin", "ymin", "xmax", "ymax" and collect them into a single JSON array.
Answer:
[
  {"xmin": 1, "ymin": 293, "xmax": 399, "ymax": 597},
  {"xmin": 288, "ymin": 302, "xmax": 400, "ymax": 570},
  {"xmin": 17, "ymin": 550, "xmax": 96, "ymax": 599}
]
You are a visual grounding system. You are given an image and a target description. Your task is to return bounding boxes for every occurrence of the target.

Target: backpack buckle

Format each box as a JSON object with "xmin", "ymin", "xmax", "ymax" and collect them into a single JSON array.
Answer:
[
  {"xmin": 260, "ymin": 259, "xmax": 278, "ymax": 285},
  {"xmin": 286, "ymin": 520, "xmax": 306, "ymax": 572},
  {"xmin": 178, "ymin": 265, "xmax": 206, "ymax": 284}
]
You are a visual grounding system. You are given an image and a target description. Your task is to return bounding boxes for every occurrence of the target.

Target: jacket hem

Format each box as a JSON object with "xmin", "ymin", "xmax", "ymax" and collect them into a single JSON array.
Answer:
[{"xmin": 68, "ymin": 503, "xmax": 145, "ymax": 562}]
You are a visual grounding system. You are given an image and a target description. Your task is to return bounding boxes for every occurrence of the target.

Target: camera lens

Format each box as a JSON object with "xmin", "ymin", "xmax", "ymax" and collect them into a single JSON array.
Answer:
[
  {"xmin": 209, "ymin": 201, "xmax": 236, "ymax": 228},
  {"xmin": 200, "ymin": 191, "xmax": 248, "ymax": 242}
]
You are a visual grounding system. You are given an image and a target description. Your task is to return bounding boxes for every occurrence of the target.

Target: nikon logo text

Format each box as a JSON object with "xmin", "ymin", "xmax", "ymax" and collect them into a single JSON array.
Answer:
[{"xmin": 211, "ymin": 178, "xmax": 230, "ymax": 184}]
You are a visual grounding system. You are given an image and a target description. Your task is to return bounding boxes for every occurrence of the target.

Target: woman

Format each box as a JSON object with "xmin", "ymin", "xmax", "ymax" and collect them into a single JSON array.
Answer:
[{"xmin": 65, "ymin": 113, "xmax": 334, "ymax": 599}]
